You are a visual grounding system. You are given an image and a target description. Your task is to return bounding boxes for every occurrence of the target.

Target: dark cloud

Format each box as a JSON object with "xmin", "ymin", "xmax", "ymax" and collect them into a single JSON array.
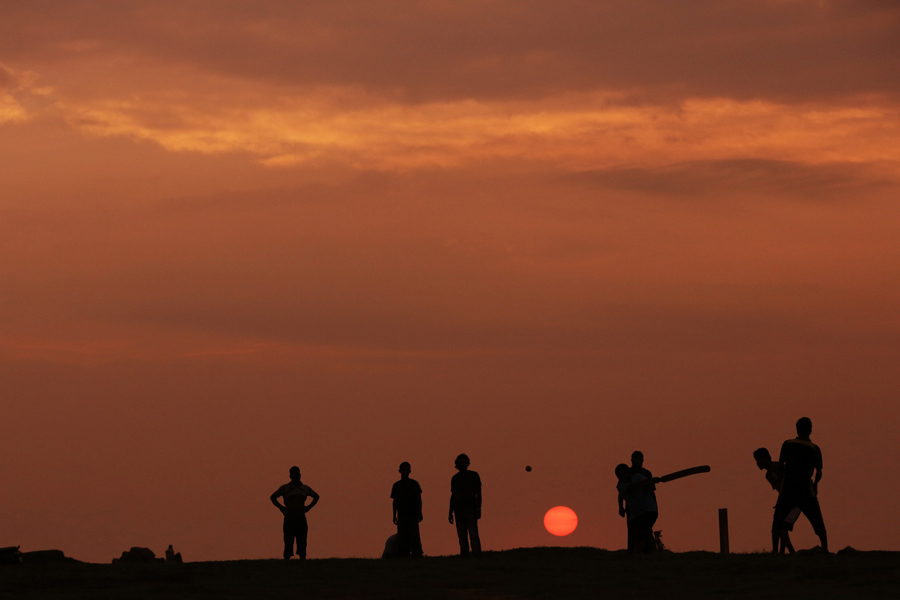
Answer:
[
  {"xmin": 567, "ymin": 159, "xmax": 898, "ymax": 201},
  {"xmin": 2, "ymin": 1, "xmax": 899, "ymax": 102}
]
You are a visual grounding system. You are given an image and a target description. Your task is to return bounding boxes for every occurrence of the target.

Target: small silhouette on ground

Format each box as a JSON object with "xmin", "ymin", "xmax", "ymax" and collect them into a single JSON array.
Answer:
[
  {"xmin": 381, "ymin": 533, "xmax": 399, "ymax": 558},
  {"xmin": 20, "ymin": 549, "xmax": 74, "ymax": 565},
  {"xmin": 112, "ymin": 547, "xmax": 159, "ymax": 564},
  {"xmin": 0, "ymin": 546, "xmax": 22, "ymax": 566},
  {"xmin": 165, "ymin": 544, "xmax": 183, "ymax": 563}
]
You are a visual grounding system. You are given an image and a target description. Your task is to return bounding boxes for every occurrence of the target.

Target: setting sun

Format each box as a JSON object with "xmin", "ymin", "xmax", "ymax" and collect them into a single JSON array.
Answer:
[{"xmin": 544, "ymin": 506, "xmax": 578, "ymax": 537}]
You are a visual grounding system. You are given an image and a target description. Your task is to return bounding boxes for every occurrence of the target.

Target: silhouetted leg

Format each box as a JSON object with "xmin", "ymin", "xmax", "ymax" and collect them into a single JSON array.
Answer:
[
  {"xmin": 780, "ymin": 531, "xmax": 795, "ymax": 554},
  {"xmin": 454, "ymin": 512, "xmax": 470, "ymax": 554},
  {"xmin": 817, "ymin": 531, "xmax": 828, "ymax": 553},
  {"xmin": 397, "ymin": 517, "xmax": 413, "ymax": 556},
  {"xmin": 468, "ymin": 515, "xmax": 481, "ymax": 554},
  {"xmin": 632, "ymin": 512, "xmax": 657, "ymax": 553},
  {"xmin": 772, "ymin": 495, "xmax": 799, "ymax": 555},
  {"xmin": 644, "ymin": 513, "xmax": 658, "ymax": 553},
  {"xmin": 455, "ymin": 511, "xmax": 480, "ymax": 555},
  {"xmin": 411, "ymin": 522, "xmax": 423, "ymax": 557},
  {"xmin": 297, "ymin": 515, "xmax": 309, "ymax": 560},
  {"xmin": 803, "ymin": 497, "xmax": 828, "ymax": 553},
  {"xmin": 283, "ymin": 519, "xmax": 295, "ymax": 559},
  {"xmin": 283, "ymin": 514, "xmax": 308, "ymax": 559}
]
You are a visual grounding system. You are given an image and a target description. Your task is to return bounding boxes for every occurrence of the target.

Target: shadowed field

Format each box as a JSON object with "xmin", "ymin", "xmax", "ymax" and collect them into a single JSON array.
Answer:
[{"xmin": 2, "ymin": 547, "xmax": 898, "ymax": 599}]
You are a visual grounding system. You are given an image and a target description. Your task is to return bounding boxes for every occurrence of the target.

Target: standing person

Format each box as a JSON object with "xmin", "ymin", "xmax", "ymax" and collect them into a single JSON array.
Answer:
[
  {"xmin": 391, "ymin": 461, "xmax": 424, "ymax": 557},
  {"xmin": 615, "ymin": 463, "xmax": 659, "ymax": 553},
  {"xmin": 270, "ymin": 466, "xmax": 319, "ymax": 560},
  {"xmin": 753, "ymin": 447, "xmax": 795, "ymax": 554},
  {"xmin": 165, "ymin": 544, "xmax": 183, "ymax": 563},
  {"xmin": 448, "ymin": 453, "xmax": 482, "ymax": 556},
  {"xmin": 622, "ymin": 451, "xmax": 656, "ymax": 552},
  {"xmin": 777, "ymin": 417, "xmax": 828, "ymax": 553}
]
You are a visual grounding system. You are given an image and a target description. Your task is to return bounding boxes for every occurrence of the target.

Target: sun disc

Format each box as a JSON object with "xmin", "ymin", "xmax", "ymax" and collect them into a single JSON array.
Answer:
[{"xmin": 543, "ymin": 506, "xmax": 578, "ymax": 536}]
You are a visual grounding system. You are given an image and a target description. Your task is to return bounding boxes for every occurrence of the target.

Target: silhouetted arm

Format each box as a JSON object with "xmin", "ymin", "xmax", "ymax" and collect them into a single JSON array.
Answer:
[
  {"xmin": 622, "ymin": 478, "xmax": 659, "ymax": 494},
  {"xmin": 270, "ymin": 491, "xmax": 286, "ymax": 515},
  {"xmin": 811, "ymin": 468, "xmax": 822, "ymax": 495},
  {"xmin": 814, "ymin": 447, "xmax": 823, "ymax": 490},
  {"xmin": 448, "ymin": 493, "xmax": 455, "ymax": 524},
  {"xmin": 777, "ymin": 441, "xmax": 788, "ymax": 469},
  {"xmin": 304, "ymin": 488, "xmax": 320, "ymax": 513},
  {"xmin": 634, "ymin": 478, "xmax": 660, "ymax": 489},
  {"xmin": 475, "ymin": 486, "xmax": 482, "ymax": 520},
  {"xmin": 393, "ymin": 498, "xmax": 399, "ymax": 525},
  {"xmin": 618, "ymin": 494, "xmax": 626, "ymax": 518}
]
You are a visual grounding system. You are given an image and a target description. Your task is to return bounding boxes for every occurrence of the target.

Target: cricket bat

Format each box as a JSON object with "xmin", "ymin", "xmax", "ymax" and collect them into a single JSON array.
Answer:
[{"xmin": 658, "ymin": 465, "xmax": 711, "ymax": 483}]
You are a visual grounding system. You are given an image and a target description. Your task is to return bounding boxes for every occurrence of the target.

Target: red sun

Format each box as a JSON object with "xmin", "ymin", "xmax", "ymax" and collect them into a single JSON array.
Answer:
[{"xmin": 543, "ymin": 506, "xmax": 578, "ymax": 536}]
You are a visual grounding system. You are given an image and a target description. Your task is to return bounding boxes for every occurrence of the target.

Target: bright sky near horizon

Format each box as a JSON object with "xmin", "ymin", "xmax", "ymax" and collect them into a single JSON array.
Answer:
[{"xmin": 2, "ymin": 1, "xmax": 899, "ymax": 562}]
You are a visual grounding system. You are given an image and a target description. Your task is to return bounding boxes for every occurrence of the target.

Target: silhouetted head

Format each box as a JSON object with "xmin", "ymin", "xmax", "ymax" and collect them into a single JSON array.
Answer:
[
  {"xmin": 753, "ymin": 447, "xmax": 771, "ymax": 469},
  {"xmin": 455, "ymin": 454, "xmax": 470, "ymax": 470},
  {"xmin": 399, "ymin": 461, "xmax": 411, "ymax": 475},
  {"xmin": 796, "ymin": 417, "xmax": 812, "ymax": 438},
  {"xmin": 615, "ymin": 463, "xmax": 631, "ymax": 482},
  {"xmin": 289, "ymin": 466, "xmax": 301, "ymax": 481},
  {"xmin": 631, "ymin": 451, "xmax": 644, "ymax": 469}
]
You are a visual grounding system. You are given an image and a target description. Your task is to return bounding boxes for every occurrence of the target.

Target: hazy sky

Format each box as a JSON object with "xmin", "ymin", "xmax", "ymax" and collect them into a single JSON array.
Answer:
[{"xmin": 2, "ymin": 1, "xmax": 899, "ymax": 562}]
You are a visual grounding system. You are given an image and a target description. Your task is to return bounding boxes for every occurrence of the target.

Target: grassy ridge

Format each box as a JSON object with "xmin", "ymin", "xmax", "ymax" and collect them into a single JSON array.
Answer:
[{"xmin": 2, "ymin": 547, "xmax": 898, "ymax": 599}]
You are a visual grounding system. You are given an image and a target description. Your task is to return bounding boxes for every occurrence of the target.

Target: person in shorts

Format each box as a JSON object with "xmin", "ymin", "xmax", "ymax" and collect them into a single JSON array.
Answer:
[
  {"xmin": 776, "ymin": 418, "xmax": 828, "ymax": 553},
  {"xmin": 753, "ymin": 447, "xmax": 794, "ymax": 554}
]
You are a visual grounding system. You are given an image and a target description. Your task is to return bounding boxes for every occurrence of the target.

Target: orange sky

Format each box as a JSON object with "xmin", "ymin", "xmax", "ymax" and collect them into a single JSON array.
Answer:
[{"xmin": 2, "ymin": 1, "xmax": 899, "ymax": 562}]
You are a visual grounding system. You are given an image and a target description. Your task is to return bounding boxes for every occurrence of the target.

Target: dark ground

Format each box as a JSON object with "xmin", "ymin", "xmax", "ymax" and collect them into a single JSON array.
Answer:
[{"xmin": 2, "ymin": 547, "xmax": 898, "ymax": 599}]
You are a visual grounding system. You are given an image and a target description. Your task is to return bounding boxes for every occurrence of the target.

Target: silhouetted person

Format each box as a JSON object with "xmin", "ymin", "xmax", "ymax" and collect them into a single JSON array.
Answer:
[
  {"xmin": 270, "ymin": 466, "xmax": 319, "ymax": 560},
  {"xmin": 391, "ymin": 461, "xmax": 424, "ymax": 557},
  {"xmin": 621, "ymin": 451, "xmax": 657, "ymax": 552},
  {"xmin": 165, "ymin": 544, "xmax": 183, "ymax": 563},
  {"xmin": 382, "ymin": 533, "xmax": 400, "ymax": 558},
  {"xmin": 753, "ymin": 447, "xmax": 795, "ymax": 554},
  {"xmin": 777, "ymin": 417, "xmax": 828, "ymax": 553},
  {"xmin": 449, "ymin": 453, "xmax": 482, "ymax": 556},
  {"xmin": 616, "ymin": 463, "xmax": 659, "ymax": 553}
]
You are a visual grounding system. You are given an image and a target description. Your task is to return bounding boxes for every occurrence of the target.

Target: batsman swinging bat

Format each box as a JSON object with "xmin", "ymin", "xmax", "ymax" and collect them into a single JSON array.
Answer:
[{"xmin": 658, "ymin": 465, "xmax": 711, "ymax": 483}]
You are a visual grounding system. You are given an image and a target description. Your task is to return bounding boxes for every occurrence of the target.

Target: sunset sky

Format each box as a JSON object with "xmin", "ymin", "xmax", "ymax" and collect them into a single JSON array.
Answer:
[{"xmin": 2, "ymin": 1, "xmax": 899, "ymax": 562}]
